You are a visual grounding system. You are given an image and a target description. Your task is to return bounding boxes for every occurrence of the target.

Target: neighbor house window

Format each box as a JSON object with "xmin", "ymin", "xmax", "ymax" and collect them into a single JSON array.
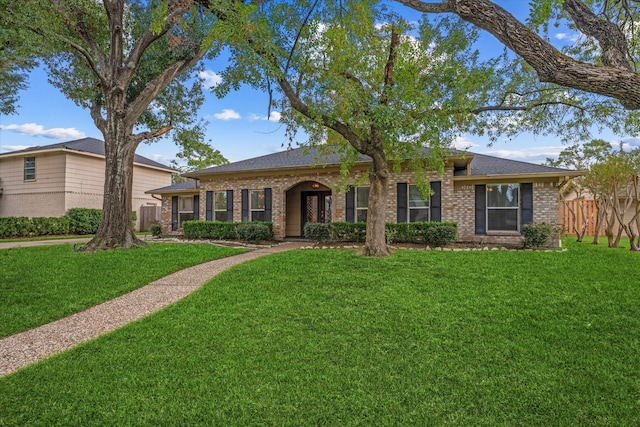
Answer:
[
  {"xmin": 24, "ymin": 157, "xmax": 36, "ymax": 181},
  {"xmin": 408, "ymin": 184, "xmax": 429, "ymax": 222},
  {"xmin": 250, "ymin": 190, "xmax": 265, "ymax": 221},
  {"xmin": 487, "ymin": 184, "xmax": 519, "ymax": 231},
  {"xmin": 213, "ymin": 191, "xmax": 228, "ymax": 222},
  {"xmin": 178, "ymin": 196, "xmax": 194, "ymax": 227},
  {"xmin": 356, "ymin": 186, "xmax": 369, "ymax": 222}
]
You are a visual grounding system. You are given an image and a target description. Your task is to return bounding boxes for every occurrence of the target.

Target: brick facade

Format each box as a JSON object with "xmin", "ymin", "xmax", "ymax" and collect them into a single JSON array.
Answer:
[{"xmin": 159, "ymin": 163, "xmax": 563, "ymax": 246}]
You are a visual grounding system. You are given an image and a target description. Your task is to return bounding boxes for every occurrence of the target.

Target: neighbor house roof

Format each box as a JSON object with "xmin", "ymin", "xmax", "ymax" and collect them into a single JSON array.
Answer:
[
  {"xmin": 182, "ymin": 145, "xmax": 580, "ymax": 179},
  {"xmin": 146, "ymin": 179, "xmax": 200, "ymax": 194},
  {"xmin": 0, "ymin": 137, "xmax": 175, "ymax": 172}
]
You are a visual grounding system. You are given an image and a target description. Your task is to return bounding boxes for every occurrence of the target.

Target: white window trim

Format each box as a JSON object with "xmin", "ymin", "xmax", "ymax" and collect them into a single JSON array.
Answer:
[
  {"xmin": 24, "ymin": 156, "xmax": 36, "ymax": 181},
  {"xmin": 213, "ymin": 191, "xmax": 227, "ymax": 221},
  {"xmin": 250, "ymin": 189, "xmax": 265, "ymax": 220},
  {"xmin": 408, "ymin": 184, "xmax": 430, "ymax": 223},
  {"xmin": 486, "ymin": 184, "xmax": 520, "ymax": 232},
  {"xmin": 356, "ymin": 186, "xmax": 369, "ymax": 222}
]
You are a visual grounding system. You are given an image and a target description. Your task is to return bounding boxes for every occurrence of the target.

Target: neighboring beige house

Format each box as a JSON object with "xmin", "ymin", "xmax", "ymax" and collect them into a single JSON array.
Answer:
[
  {"xmin": 147, "ymin": 147, "xmax": 582, "ymax": 246},
  {"xmin": 0, "ymin": 137, "xmax": 174, "ymax": 230}
]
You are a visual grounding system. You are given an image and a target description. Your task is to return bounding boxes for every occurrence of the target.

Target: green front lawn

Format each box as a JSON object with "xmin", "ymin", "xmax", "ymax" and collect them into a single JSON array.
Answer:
[
  {"xmin": 0, "ymin": 243, "xmax": 244, "ymax": 338},
  {"xmin": 1, "ymin": 240, "xmax": 638, "ymax": 425}
]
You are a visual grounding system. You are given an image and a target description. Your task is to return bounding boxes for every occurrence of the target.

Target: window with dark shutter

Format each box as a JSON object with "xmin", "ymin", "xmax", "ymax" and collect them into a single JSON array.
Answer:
[
  {"xmin": 397, "ymin": 183, "xmax": 408, "ymax": 223},
  {"xmin": 429, "ymin": 181, "xmax": 442, "ymax": 222},
  {"xmin": 345, "ymin": 187, "xmax": 355, "ymax": 222},
  {"xmin": 226, "ymin": 190, "xmax": 234, "ymax": 222},
  {"xmin": 475, "ymin": 185, "xmax": 486, "ymax": 235},
  {"xmin": 205, "ymin": 191, "xmax": 213, "ymax": 221},
  {"xmin": 171, "ymin": 196, "xmax": 179, "ymax": 231},
  {"xmin": 264, "ymin": 188, "xmax": 272, "ymax": 222},
  {"xmin": 521, "ymin": 183, "xmax": 533, "ymax": 230},
  {"xmin": 241, "ymin": 189, "xmax": 249, "ymax": 222},
  {"xmin": 193, "ymin": 195, "xmax": 200, "ymax": 221}
]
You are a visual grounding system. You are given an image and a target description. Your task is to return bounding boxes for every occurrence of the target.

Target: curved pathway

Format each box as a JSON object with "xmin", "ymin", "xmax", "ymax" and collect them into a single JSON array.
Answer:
[{"xmin": 0, "ymin": 241, "xmax": 306, "ymax": 377}]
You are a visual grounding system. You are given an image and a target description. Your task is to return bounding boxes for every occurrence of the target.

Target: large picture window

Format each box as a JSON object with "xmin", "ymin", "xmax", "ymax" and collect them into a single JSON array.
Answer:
[
  {"xmin": 487, "ymin": 184, "xmax": 519, "ymax": 231},
  {"xmin": 213, "ymin": 191, "xmax": 228, "ymax": 221},
  {"xmin": 356, "ymin": 187, "xmax": 369, "ymax": 222},
  {"xmin": 178, "ymin": 196, "xmax": 194, "ymax": 227},
  {"xmin": 24, "ymin": 157, "xmax": 36, "ymax": 181},
  {"xmin": 250, "ymin": 190, "xmax": 265, "ymax": 221},
  {"xmin": 408, "ymin": 184, "xmax": 429, "ymax": 222}
]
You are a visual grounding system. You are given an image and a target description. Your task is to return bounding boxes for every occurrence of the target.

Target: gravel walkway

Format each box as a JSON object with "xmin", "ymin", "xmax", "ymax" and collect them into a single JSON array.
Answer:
[{"xmin": 0, "ymin": 241, "xmax": 306, "ymax": 377}]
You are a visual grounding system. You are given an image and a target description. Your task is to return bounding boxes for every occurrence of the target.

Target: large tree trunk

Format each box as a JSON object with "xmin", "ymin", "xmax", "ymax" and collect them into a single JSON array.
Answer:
[
  {"xmin": 79, "ymin": 118, "xmax": 145, "ymax": 251},
  {"xmin": 361, "ymin": 155, "xmax": 392, "ymax": 257}
]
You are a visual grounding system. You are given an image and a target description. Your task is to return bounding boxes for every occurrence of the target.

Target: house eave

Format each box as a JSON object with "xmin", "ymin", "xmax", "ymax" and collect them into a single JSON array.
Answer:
[{"xmin": 453, "ymin": 171, "xmax": 584, "ymax": 182}]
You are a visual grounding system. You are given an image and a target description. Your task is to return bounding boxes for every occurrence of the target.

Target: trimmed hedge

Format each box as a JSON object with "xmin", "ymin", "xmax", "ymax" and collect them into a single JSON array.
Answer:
[
  {"xmin": 182, "ymin": 221, "xmax": 274, "ymax": 241},
  {"xmin": 67, "ymin": 208, "xmax": 102, "ymax": 234},
  {"xmin": 0, "ymin": 216, "xmax": 73, "ymax": 238},
  {"xmin": 304, "ymin": 221, "xmax": 458, "ymax": 246}
]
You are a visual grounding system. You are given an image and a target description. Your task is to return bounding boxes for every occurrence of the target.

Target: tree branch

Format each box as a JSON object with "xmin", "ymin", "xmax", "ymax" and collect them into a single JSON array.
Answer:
[{"xmin": 395, "ymin": 0, "xmax": 640, "ymax": 110}]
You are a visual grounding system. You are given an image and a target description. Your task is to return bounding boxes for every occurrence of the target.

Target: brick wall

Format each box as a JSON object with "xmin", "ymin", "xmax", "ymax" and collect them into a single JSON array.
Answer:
[{"xmin": 159, "ymin": 166, "xmax": 561, "ymax": 245}]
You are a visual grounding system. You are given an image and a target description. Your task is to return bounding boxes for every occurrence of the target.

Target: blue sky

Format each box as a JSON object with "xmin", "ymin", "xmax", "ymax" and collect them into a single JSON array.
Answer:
[{"xmin": 0, "ymin": 1, "xmax": 631, "ymax": 166}]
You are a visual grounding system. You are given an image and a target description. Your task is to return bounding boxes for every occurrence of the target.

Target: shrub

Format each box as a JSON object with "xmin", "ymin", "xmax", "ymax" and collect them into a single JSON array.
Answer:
[
  {"xmin": 422, "ymin": 222, "xmax": 458, "ymax": 247},
  {"xmin": 0, "ymin": 217, "xmax": 32, "ymax": 238},
  {"xmin": 331, "ymin": 222, "xmax": 367, "ymax": 242},
  {"xmin": 31, "ymin": 217, "xmax": 72, "ymax": 236},
  {"xmin": 150, "ymin": 223, "xmax": 163, "ymax": 238},
  {"xmin": 237, "ymin": 223, "xmax": 271, "ymax": 243},
  {"xmin": 304, "ymin": 222, "xmax": 332, "ymax": 242},
  {"xmin": 385, "ymin": 223, "xmax": 419, "ymax": 243},
  {"xmin": 182, "ymin": 221, "xmax": 273, "ymax": 241},
  {"xmin": 522, "ymin": 222, "xmax": 563, "ymax": 248},
  {"xmin": 67, "ymin": 208, "xmax": 102, "ymax": 234}
]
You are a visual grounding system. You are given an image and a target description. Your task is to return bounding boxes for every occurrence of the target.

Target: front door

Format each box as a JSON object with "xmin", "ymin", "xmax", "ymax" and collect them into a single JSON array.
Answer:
[{"xmin": 301, "ymin": 191, "xmax": 332, "ymax": 234}]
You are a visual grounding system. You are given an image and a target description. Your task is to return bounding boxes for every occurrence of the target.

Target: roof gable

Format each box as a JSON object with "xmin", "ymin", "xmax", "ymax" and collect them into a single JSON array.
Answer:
[{"xmin": 0, "ymin": 137, "xmax": 174, "ymax": 172}]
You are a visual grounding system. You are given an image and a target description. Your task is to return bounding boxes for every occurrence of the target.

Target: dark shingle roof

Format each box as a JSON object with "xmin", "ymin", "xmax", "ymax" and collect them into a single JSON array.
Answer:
[
  {"xmin": 147, "ymin": 180, "xmax": 200, "ymax": 193},
  {"xmin": 0, "ymin": 137, "xmax": 174, "ymax": 171},
  {"xmin": 186, "ymin": 145, "xmax": 577, "ymax": 178}
]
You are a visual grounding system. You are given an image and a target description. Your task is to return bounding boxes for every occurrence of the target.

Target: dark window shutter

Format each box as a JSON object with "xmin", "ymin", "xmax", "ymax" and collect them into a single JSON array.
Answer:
[
  {"xmin": 193, "ymin": 195, "xmax": 200, "ymax": 221},
  {"xmin": 475, "ymin": 185, "xmax": 486, "ymax": 235},
  {"xmin": 171, "ymin": 196, "xmax": 178, "ymax": 231},
  {"xmin": 430, "ymin": 181, "xmax": 442, "ymax": 222},
  {"xmin": 521, "ymin": 183, "xmax": 534, "ymax": 230},
  {"xmin": 205, "ymin": 191, "xmax": 213, "ymax": 221},
  {"xmin": 226, "ymin": 190, "xmax": 234, "ymax": 222},
  {"xmin": 241, "ymin": 189, "xmax": 249, "ymax": 222},
  {"xmin": 346, "ymin": 187, "xmax": 355, "ymax": 223},
  {"xmin": 397, "ymin": 183, "xmax": 408, "ymax": 223},
  {"xmin": 264, "ymin": 188, "xmax": 272, "ymax": 222}
]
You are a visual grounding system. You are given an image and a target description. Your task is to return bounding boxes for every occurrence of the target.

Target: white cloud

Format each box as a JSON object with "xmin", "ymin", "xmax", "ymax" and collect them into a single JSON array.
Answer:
[
  {"xmin": 0, "ymin": 144, "xmax": 37, "ymax": 153},
  {"xmin": 484, "ymin": 145, "xmax": 565, "ymax": 164},
  {"xmin": 248, "ymin": 111, "xmax": 282, "ymax": 122},
  {"xmin": 212, "ymin": 109, "xmax": 241, "ymax": 120},
  {"xmin": 555, "ymin": 32, "xmax": 582, "ymax": 43},
  {"xmin": 199, "ymin": 70, "xmax": 223, "ymax": 88},
  {"xmin": 144, "ymin": 153, "xmax": 175, "ymax": 165},
  {"xmin": 452, "ymin": 136, "xmax": 478, "ymax": 150},
  {"xmin": 0, "ymin": 123, "xmax": 86, "ymax": 140}
]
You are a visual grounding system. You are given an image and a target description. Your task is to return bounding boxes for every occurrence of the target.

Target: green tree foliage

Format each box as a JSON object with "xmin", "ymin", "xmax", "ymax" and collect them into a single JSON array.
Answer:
[{"xmin": 0, "ymin": 0, "xmax": 224, "ymax": 250}]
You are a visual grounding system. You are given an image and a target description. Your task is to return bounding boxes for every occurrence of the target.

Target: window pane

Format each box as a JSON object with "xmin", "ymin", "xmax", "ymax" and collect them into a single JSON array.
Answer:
[
  {"xmin": 409, "ymin": 208, "xmax": 429, "ymax": 222},
  {"xmin": 356, "ymin": 187, "xmax": 369, "ymax": 209},
  {"xmin": 179, "ymin": 212, "xmax": 194, "ymax": 226},
  {"xmin": 24, "ymin": 157, "xmax": 35, "ymax": 180},
  {"xmin": 356, "ymin": 209, "xmax": 367, "ymax": 222},
  {"xmin": 251, "ymin": 211, "xmax": 265, "ymax": 221},
  {"xmin": 251, "ymin": 190, "xmax": 265, "ymax": 210},
  {"xmin": 214, "ymin": 192, "xmax": 227, "ymax": 210},
  {"xmin": 179, "ymin": 196, "xmax": 193, "ymax": 211},
  {"xmin": 487, "ymin": 184, "xmax": 519, "ymax": 208},
  {"xmin": 488, "ymin": 209, "xmax": 518, "ymax": 231},
  {"xmin": 214, "ymin": 211, "xmax": 228, "ymax": 222},
  {"xmin": 408, "ymin": 185, "xmax": 429, "ymax": 208}
]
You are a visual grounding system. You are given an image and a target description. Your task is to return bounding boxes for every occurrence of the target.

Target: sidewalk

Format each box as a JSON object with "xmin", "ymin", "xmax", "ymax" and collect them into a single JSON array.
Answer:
[{"xmin": 0, "ymin": 241, "xmax": 306, "ymax": 377}]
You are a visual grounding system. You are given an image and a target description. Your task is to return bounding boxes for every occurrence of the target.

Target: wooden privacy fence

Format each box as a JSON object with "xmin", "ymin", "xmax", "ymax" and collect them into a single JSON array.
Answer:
[
  {"xmin": 559, "ymin": 200, "xmax": 600, "ymax": 236},
  {"xmin": 139, "ymin": 205, "xmax": 161, "ymax": 232}
]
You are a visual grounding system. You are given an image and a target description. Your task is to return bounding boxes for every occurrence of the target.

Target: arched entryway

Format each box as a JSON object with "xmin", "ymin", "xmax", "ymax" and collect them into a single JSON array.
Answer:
[{"xmin": 284, "ymin": 181, "xmax": 332, "ymax": 237}]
